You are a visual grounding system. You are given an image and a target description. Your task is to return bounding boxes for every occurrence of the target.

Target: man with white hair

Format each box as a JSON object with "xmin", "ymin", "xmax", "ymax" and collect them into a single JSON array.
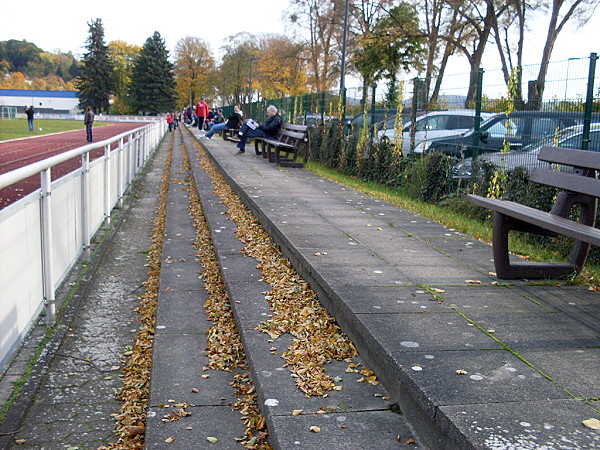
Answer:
[{"xmin": 236, "ymin": 105, "xmax": 282, "ymax": 154}]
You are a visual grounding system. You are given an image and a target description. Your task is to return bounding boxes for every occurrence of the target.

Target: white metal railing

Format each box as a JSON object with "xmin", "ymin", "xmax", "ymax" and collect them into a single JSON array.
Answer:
[{"xmin": 0, "ymin": 121, "xmax": 168, "ymax": 371}]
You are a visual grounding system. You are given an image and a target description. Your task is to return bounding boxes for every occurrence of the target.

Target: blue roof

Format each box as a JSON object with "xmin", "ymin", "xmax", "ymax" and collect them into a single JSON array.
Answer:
[{"xmin": 0, "ymin": 89, "xmax": 78, "ymax": 98}]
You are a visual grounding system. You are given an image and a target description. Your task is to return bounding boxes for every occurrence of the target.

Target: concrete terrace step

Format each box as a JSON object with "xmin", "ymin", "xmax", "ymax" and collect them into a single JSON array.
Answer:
[
  {"xmin": 188, "ymin": 127, "xmax": 600, "ymax": 449},
  {"xmin": 181, "ymin": 129, "xmax": 423, "ymax": 449}
]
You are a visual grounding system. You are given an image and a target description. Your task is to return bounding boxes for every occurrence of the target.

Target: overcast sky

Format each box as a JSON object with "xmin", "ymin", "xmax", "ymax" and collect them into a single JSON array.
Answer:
[{"xmin": 1, "ymin": 0, "xmax": 599, "ymax": 90}]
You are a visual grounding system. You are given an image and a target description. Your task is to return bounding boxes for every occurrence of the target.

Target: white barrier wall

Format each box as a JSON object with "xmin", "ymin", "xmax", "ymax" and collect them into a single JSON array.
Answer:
[{"xmin": 0, "ymin": 121, "xmax": 167, "ymax": 371}]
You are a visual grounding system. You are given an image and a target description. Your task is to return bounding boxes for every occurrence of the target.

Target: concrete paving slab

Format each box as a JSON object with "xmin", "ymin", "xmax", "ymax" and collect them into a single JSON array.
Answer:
[
  {"xmin": 442, "ymin": 285, "xmax": 556, "ymax": 313},
  {"xmin": 334, "ymin": 285, "xmax": 451, "ymax": 314},
  {"xmin": 356, "ymin": 312, "xmax": 504, "ymax": 353},
  {"xmin": 268, "ymin": 409, "xmax": 423, "ymax": 449},
  {"xmin": 465, "ymin": 312, "xmax": 600, "ymax": 349},
  {"xmin": 224, "ymin": 280, "xmax": 274, "ymax": 330},
  {"xmin": 438, "ymin": 399, "xmax": 600, "ymax": 449},
  {"xmin": 146, "ymin": 405, "xmax": 245, "ymax": 449},
  {"xmin": 518, "ymin": 348, "xmax": 600, "ymax": 398},
  {"xmin": 391, "ymin": 349, "xmax": 569, "ymax": 411}
]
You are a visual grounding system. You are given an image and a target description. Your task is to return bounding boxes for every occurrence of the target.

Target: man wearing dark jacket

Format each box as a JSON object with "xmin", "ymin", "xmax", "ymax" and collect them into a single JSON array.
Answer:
[
  {"xmin": 236, "ymin": 105, "xmax": 282, "ymax": 154},
  {"xmin": 203, "ymin": 105, "xmax": 243, "ymax": 140}
]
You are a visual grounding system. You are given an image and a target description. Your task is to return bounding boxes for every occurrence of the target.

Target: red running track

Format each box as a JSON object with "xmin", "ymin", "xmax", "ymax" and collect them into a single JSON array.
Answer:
[{"xmin": 0, "ymin": 122, "xmax": 148, "ymax": 209}]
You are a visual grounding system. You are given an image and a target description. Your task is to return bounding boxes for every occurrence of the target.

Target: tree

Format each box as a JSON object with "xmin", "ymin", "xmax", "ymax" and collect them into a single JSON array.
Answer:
[
  {"xmin": 217, "ymin": 33, "xmax": 260, "ymax": 105},
  {"xmin": 109, "ymin": 41, "xmax": 141, "ymax": 114},
  {"xmin": 289, "ymin": 0, "xmax": 346, "ymax": 91},
  {"xmin": 75, "ymin": 19, "xmax": 114, "ymax": 113},
  {"xmin": 174, "ymin": 37, "xmax": 215, "ymax": 108},
  {"xmin": 129, "ymin": 31, "xmax": 177, "ymax": 115},
  {"xmin": 524, "ymin": 0, "xmax": 600, "ymax": 109},
  {"xmin": 352, "ymin": 4, "xmax": 425, "ymax": 87},
  {"xmin": 254, "ymin": 35, "xmax": 309, "ymax": 99}
]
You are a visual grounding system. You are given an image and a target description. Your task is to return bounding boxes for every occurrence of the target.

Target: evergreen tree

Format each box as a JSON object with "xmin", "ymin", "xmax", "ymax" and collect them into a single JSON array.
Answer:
[
  {"xmin": 75, "ymin": 19, "xmax": 114, "ymax": 113},
  {"xmin": 129, "ymin": 32, "xmax": 176, "ymax": 115}
]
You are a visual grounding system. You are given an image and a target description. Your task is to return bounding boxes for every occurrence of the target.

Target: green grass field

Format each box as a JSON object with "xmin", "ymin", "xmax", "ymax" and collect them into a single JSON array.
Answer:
[{"xmin": 0, "ymin": 119, "xmax": 110, "ymax": 141}]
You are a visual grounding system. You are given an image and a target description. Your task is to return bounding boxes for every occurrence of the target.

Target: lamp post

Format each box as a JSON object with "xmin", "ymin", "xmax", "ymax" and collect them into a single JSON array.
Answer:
[{"xmin": 248, "ymin": 57, "xmax": 261, "ymax": 117}]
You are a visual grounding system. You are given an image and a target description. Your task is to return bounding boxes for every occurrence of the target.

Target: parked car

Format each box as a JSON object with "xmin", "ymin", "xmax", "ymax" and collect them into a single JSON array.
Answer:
[
  {"xmin": 423, "ymin": 110, "xmax": 599, "ymax": 158},
  {"xmin": 453, "ymin": 123, "xmax": 600, "ymax": 177},
  {"xmin": 346, "ymin": 108, "xmax": 398, "ymax": 136},
  {"xmin": 296, "ymin": 113, "xmax": 339, "ymax": 127},
  {"xmin": 376, "ymin": 109, "xmax": 494, "ymax": 155}
]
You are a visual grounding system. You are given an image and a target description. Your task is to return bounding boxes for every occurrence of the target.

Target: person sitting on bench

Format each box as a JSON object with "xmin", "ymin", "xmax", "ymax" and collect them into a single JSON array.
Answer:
[
  {"xmin": 203, "ymin": 105, "xmax": 243, "ymax": 140},
  {"xmin": 236, "ymin": 105, "xmax": 282, "ymax": 154}
]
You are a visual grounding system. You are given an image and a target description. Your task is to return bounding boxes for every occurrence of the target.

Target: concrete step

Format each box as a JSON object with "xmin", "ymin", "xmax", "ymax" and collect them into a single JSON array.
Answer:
[{"xmin": 181, "ymin": 130, "xmax": 424, "ymax": 449}]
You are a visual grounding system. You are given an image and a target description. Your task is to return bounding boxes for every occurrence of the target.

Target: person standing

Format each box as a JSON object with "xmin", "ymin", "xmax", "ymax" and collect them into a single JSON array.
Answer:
[
  {"xmin": 195, "ymin": 98, "xmax": 209, "ymax": 131},
  {"xmin": 84, "ymin": 106, "xmax": 95, "ymax": 142},
  {"xmin": 25, "ymin": 106, "xmax": 35, "ymax": 131},
  {"xmin": 166, "ymin": 113, "xmax": 174, "ymax": 132}
]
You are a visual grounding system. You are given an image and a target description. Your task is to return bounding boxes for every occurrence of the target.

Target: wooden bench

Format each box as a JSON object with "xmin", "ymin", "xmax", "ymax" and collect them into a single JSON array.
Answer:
[
  {"xmin": 468, "ymin": 146, "xmax": 600, "ymax": 279},
  {"xmin": 219, "ymin": 128, "xmax": 241, "ymax": 142},
  {"xmin": 253, "ymin": 124, "xmax": 310, "ymax": 168}
]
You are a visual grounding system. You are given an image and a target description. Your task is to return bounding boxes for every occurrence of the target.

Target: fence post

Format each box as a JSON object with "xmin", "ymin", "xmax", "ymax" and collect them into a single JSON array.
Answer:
[
  {"xmin": 40, "ymin": 168, "xmax": 56, "ymax": 324},
  {"xmin": 341, "ymin": 87, "xmax": 347, "ymax": 122},
  {"xmin": 81, "ymin": 153, "xmax": 91, "ymax": 261},
  {"xmin": 410, "ymin": 78, "xmax": 421, "ymax": 153},
  {"xmin": 370, "ymin": 83, "xmax": 377, "ymax": 142},
  {"xmin": 471, "ymin": 68, "xmax": 485, "ymax": 160},
  {"xmin": 582, "ymin": 52, "xmax": 598, "ymax": 151}
]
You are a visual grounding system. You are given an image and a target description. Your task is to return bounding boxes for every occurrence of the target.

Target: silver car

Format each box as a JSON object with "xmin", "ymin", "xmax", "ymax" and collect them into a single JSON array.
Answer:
[
  {"xmin": 454, "ymin": 123, "xmax": 600, "ymax": 177},
  {"xmin": 377, "ymin": 109, "xmax": 494, "ymax": 155}
]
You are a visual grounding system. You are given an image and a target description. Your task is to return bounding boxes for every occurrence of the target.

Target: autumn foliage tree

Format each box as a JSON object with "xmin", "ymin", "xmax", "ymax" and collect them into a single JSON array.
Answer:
[
  {"xmin": 109, "ymin": 41, "xmax": 141, "ymax": 114},
  {"xmin": 174, "ymin": 37, "xmax": 215, "ymax": 108},
  {"xmin": 254, "ymin": 35, "xmax": 309, "ymax": 99}
]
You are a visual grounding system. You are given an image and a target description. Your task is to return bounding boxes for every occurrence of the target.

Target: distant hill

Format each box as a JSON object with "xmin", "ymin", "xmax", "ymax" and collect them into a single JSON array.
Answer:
[{"xmin": 0, "ymin": 39, "xmax": 80, "ymax": 90}]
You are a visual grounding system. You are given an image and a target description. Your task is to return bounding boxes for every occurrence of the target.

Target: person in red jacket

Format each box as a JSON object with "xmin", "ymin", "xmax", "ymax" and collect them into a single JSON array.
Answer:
[
  {"xmin": 166, "ymin": 113, "xmax": 174, "ymax": 132},
  {"xmin": 195, "ymin": 98, "xmax": 209, "ymax": 131}
]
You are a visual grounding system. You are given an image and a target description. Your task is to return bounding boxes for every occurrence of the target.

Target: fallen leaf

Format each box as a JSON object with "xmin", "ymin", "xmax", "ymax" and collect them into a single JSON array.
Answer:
[
  {"xmin": 332, "ymin": 385, "xmax": 343, "ymax": 391},
  {"xmin": 191, "ymin": 388, "xmax": 200, "ymax": 393},
  {"xmin": 207, "ymin": 436, "xmax": 218, "ymax": 443},
  {"xmin": 309, "ymin": 426, "xmax": 321, "ymax": 433},
  {"xmin": 15, "ymin": 440, "xmax": 26, "ymax": 445},
  {"xmin": 127, "ymin": 425, "xmax": 145, "ymax": 437},
  {"xmin": 433, "ymin": 288, "xmax": 445, "ymax": 293},
  {"xmin": 583, "ymin": 418, "xmax": 600, "ymax": 429},
  {"xmin": 165, "ymin": 437, "xmax": 175, "ymax": 443},
  {"xmin": 185, "ymin": 426, "xmax": 193, "ymax": 430},
  {"xmin": 292, "ymin": 409, "xmax": 304, "ymax": 416},
  {"xmin": 202, "ymin": 374, "xmax": 210, "ymax": 379},
  {"xmin": 456, "ymin": 370, "xmax": 468, "ymax": 375}
]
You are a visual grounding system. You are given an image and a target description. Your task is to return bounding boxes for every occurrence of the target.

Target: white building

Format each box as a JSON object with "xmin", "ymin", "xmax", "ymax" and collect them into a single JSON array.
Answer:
[{"xmin": 0, "ymin": 89, "xmax": 80, "ymax": 116}]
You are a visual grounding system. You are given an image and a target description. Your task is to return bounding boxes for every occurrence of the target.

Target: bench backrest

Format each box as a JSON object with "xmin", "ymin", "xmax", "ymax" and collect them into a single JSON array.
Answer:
[{"xmin": 530, "ymin": 146, "xmax": 600, "ymax": 198}]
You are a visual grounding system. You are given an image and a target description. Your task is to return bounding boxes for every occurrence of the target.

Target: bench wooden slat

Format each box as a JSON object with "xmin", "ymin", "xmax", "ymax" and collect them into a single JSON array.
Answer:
[
  {"xmin": 530, "ymin": 168, "xmax": 600, "ymax": 197},
  {"xmin": 467, "ymin": 194, "xmax": 600, "ymax": 246},
  {"xmin": 539, "ymin": 146, "xmax": 600, "ymax": 170}
]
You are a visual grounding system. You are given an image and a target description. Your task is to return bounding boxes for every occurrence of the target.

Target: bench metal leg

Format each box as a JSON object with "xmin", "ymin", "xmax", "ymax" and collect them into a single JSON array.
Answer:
[
  {"xmin": 492, "ymin": 212, "xmax": 576, "ymax": 279},
  {"xmin": 492, "ymin": 191, "xmax": 599, "ymax": 279}
]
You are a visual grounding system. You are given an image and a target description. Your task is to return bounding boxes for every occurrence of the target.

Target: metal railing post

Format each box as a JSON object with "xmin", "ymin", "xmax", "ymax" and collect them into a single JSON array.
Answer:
[
  {"xmin": 40, "ymin": 168, "xmax": 56, "ymax": 324},
  {"xmin": 117, "ymin": 137, "xmax": 124, "ymax": 208},
  {"xmin": 81, "ymin": 153, "xmax": 91, "ymax": 261},
  {"xmin": 104, "ymin": 144, "xmax": 111, "ymax": 225}
]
